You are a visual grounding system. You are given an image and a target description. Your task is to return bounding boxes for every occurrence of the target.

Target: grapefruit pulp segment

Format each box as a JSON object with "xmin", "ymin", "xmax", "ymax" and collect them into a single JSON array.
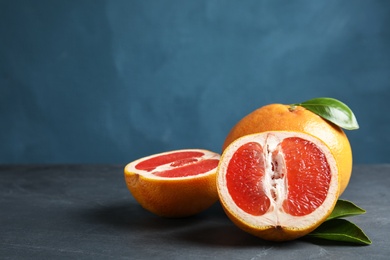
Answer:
[
  {"xmin": 135, "ymin": 151, "xmax": 204, "ymax": 171},
  {"xmin": 281, "ymin": 137, "xmax": 332, "ymax": 216},
  {"xmin": 226, "ymin": 142, "xmax": 270, "ymax": 216},
  {"xmin": 154, "ymin": 159, "xmax": 219, "ymax": 177}
]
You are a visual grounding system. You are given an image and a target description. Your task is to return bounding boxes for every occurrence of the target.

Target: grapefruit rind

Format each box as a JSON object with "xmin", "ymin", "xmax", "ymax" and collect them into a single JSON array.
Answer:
[{"xmin": 217, "ymin": 131, "xmax": 339, "ymax": 241}]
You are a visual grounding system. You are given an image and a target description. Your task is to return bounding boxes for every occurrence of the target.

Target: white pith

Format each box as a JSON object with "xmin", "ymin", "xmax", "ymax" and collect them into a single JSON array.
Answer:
[
  {"xmin": 125, "ymin": 149, "xmax": 221, "ymax": 180},
  {"xmin": 217, "ymin": 131, "xmax": 339, "ymax": 229}
]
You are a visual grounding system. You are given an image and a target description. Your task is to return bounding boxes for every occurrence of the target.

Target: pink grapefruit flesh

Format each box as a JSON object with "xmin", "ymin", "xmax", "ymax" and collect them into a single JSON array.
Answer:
[
  {"xmin": 135, "ymin": 151, "xmax": 219, "ymax": 178},
  {"xmin": 226, "ymin": 137, "xmax": 332, "ymax": 217}
]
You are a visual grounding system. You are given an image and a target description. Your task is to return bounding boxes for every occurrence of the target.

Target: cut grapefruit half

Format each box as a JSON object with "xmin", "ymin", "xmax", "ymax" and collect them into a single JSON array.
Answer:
[
  {"xmin": 124, "ymin": 149, "xmax": 220, "ymax": 218},
  {"xmin": 217, "ymin": 131, "xmax": 339, "ymax": 241}
]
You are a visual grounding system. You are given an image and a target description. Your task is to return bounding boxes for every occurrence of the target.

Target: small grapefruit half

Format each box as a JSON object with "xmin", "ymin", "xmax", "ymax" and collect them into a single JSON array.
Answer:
[
  {"xmin": 217, "ymin": 131, "xmax": 339, "ymax": 241},
  {"xmin": 124, "ymin": 149, "xmax": 220, "ymax": 218}
]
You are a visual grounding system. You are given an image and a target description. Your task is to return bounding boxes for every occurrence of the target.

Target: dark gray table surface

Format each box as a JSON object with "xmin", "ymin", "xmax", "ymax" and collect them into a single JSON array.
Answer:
[{"xmin": 0, "ymin": 164, "xmax": 388, "ymax": 259}]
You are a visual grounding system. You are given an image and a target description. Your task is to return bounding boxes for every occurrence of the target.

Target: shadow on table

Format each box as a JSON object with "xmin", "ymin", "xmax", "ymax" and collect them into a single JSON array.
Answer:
[
  {"xmin": 80, "ymin": 200, "xmax": 297, "ymax": 247},
  {"xmin": 80, "ymin": 200, "xmax": 202, "ymax": 230},
  {"xmin": 80, "ymin": 199, "xmax": 223, "ymax": 228},
  {"xmin": 80, "ymin": 200, "xmax": 357, "ymax": 247}
]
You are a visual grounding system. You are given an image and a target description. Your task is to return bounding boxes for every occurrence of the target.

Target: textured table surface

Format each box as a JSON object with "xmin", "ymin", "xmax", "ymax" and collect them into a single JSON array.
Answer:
[{"xmin": 0, "ymin": 164, "xmax": 388, "ymax": 259}]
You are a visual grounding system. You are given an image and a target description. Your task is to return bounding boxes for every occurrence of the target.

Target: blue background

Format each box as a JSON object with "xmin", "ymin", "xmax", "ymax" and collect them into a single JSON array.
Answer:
[{"xmin": 1, "ymin": 0, "xmax": 389, "ymax": 164}]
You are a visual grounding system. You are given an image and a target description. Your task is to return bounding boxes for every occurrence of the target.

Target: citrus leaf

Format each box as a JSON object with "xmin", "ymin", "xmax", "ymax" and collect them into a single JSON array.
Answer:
[
  {"xmin": 307, "ymin": 219, "xmax": 371, "ymax": 245},
  {"xmin": 327, "ymin": 199, "xmax": 366, "ymax": 220},
  {"xmin": 292, "ymin": 97, "xmax": 359, "ymax": 130}
]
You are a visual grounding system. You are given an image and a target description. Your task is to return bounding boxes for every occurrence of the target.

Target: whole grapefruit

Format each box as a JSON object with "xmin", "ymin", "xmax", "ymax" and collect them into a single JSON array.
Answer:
[{"xmin": 222, "ymin": 104, "xmax": 352, "ymax": 195}]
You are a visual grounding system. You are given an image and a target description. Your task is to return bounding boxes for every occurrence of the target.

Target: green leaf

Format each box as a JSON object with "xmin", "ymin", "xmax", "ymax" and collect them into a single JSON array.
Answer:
[
  {"xmin": 292, "ymin": 97, "xmax": 359, "ymax": 130},
  {"xmin": 327, "ymin": 199, "xmax": 366, "ymax": 220},
  {"xmin": 307, "ymin": 219, "xmax": 372, "ymax": 245}
]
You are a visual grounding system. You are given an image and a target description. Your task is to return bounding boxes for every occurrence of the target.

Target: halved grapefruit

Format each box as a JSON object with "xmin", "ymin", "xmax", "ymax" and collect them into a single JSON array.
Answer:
[
  {"xmin": 217, "ymin": 131, "xmax": 339, "ymax": 241},
  {"xmin": 124, "ymin": 149, "xmax": 220, "ymax": 218}
]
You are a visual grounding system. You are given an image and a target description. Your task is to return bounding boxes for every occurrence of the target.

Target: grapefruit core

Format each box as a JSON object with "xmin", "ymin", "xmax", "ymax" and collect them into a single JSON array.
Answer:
[
  {"xmin": 124, "ymin": 149, "xmax": 220, "ymax": 218},
  {"xmin": 217, "ymin": 131, "xmax": 339, "ymax": 241}
]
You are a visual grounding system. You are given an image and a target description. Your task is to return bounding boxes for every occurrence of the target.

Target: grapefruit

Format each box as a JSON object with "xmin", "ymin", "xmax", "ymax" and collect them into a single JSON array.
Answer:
[
  {"xmin": 217, "ymin": 131, "xmax": 339, "ymax": 241},
  {"xmin": 222, "ymin": 103, "xmax": 352, "ymax": 195},
  {"xmin": 124, "ymin": 149, "xmax": 220, "ymax": 218}
]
